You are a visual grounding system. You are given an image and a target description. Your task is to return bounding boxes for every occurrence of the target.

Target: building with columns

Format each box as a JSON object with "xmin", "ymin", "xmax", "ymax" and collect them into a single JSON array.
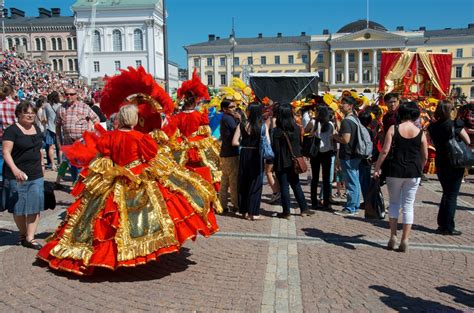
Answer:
[
  {"xmin": 0, "ymin": 7, "xmax": 79, "ymax": 77},
  {"xmin": 185, "ymin": 20, "xmax": 474, "ymax": 100},
  {"xmin": 72, "ymin": 0, "xmax": 166, "ymax": 85}
]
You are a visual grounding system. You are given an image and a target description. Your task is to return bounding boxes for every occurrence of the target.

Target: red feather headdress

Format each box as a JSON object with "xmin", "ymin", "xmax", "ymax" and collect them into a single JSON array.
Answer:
[
  {"xmin": 177, "ymin": 68, "xmax": 210, "ymax": 103},
  {"xmin": 100, "ymin": 66, "xmax": 174, "ymax": 117}
]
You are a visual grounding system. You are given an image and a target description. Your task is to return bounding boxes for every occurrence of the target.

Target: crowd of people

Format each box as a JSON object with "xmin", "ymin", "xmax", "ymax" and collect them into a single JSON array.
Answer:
[{"xmin": 0, "ymin": 53, "xmax": 472, "ymax": 275}]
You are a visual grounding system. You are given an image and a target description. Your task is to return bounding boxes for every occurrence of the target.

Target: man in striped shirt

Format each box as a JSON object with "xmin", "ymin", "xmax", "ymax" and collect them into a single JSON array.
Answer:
[
  {"xmin": 0, "ymin": 85, "xmax": 18, "ymax": 182},
  {"xmin": 56, "ymin": 88, "xmax": 99, "ymax": 183}
]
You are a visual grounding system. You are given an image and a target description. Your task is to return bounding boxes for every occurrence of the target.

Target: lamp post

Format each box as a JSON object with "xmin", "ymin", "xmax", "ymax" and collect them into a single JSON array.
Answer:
[
  {"xmin": 230, "ymin": 35, "xmax": 237, "ymax": 78},
  {"xmin": 1, "ymin": 0, "xmax": 6, "ymax": 51}
]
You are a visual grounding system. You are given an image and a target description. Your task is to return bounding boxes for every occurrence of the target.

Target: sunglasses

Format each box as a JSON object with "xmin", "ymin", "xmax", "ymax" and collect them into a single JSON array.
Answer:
[{"xmin": 65, "ymin": 93, "xmax": 77, "ymax": 96}]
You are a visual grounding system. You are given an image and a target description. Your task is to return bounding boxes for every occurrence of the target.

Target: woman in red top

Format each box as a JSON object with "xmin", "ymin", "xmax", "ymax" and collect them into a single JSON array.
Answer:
[
  {"xmin": 37, "ymin": 105, "xmax": 220, "ymax": 275},
  {"xmin": 166, "ymin": 70, "xmax": 221, "ymax": 190}
]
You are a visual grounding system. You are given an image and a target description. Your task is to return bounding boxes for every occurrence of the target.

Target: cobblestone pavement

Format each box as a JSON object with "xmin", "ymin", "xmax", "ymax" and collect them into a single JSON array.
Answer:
[{"xmin": 0, "ymin": 170, "xmax": 473, "ymax": 312}]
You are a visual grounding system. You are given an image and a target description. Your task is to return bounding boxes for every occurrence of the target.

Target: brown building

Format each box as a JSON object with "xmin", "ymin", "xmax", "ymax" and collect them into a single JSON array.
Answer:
[{"xmin": 1, "ymin": 7, "xmax": 79, "ymax": 77}]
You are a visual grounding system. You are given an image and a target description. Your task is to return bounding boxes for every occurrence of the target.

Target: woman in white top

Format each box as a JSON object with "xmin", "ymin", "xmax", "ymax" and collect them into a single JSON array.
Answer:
[{"xmin": 309, "ymin": 105, "xmax": 335, "ymax": 211}]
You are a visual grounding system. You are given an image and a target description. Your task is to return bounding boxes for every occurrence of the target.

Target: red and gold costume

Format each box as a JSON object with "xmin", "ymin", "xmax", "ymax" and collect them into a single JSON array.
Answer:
[
  {"xmin": 166, "ymin": 70, "xmax": 221, "ymax": 190},
  {"xmin": 37, "ymin": 67, "xmax": 221, "ymax": 275}
]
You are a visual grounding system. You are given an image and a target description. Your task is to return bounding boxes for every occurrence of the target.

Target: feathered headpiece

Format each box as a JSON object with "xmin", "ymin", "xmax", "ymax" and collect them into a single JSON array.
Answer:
[
  {"xmin": 100, "ymin": 66, "xmax": 174, "ymax": 117},
  {"xmin": 177, "ymin": 68, "xmax": 210, "ymax": 104}
]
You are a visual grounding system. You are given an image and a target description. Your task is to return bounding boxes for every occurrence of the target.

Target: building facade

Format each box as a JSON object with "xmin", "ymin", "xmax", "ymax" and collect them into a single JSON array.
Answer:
[
  {"xmin": 185, "ymin": 20, "xmax": 474, "ymax": 100},
  {"xmin": 1, "ymin": 8, "xmax": 79, "ymax": 77},
  {"xmin": 72, "ymin": 0, "xmax": 166, "ymax": 85}
]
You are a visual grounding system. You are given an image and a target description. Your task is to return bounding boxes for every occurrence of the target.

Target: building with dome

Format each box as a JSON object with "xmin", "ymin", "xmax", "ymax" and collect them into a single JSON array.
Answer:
[{"xmin": 185, "ymin": 20, "xmax": 474, "ymax": 99}]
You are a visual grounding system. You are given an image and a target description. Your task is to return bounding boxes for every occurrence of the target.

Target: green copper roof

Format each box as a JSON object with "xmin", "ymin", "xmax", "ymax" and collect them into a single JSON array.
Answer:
[{"xmin": 72, "ymin": 0, "xmax": 160, "ymax": 9}]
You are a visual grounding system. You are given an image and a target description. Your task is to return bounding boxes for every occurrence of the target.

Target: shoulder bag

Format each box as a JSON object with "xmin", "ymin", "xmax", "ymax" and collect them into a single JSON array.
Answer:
[
  {"xmin": 447, "ymin": 125, "xmax": 474, "ymax": 168},
  {"xmin": 283, "ymin": 132, "xmax": 307, "ymax": 174}
]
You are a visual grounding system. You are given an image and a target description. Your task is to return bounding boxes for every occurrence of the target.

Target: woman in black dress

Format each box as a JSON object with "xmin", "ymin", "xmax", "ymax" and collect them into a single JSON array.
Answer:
[
  {"xmin": 428, "ymin": 100, "xmax": 470, "ymax": 236},
  {"xmin": 232, "ymin": 103, "xmax": 268, "ymax": 220}
]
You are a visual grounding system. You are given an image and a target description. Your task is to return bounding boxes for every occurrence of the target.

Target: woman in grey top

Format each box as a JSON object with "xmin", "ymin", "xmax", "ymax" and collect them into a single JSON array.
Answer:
[{"xmin": 43, "ymin": 91, "xmax": 62, "ymax": 170}]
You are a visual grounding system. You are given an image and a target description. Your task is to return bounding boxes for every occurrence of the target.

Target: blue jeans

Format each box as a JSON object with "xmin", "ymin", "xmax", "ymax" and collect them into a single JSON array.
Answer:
[
  {"xmin": 359, "ymin": 159, "xmax": 371, "ymax": 203},
  {"xmin": 437, "ymin": 165, "xmax": 464, "ymax": 232},
  {"xmin": 275, "ymin": 167, "xmax": 308, "ymax": 214},
  {"xmin": 320, "ymin": 153, "xmax": 335, "ymax": 200},
  {"xmin": 340, "ymin": 158, "xmax": 362, "ymax": 213}
]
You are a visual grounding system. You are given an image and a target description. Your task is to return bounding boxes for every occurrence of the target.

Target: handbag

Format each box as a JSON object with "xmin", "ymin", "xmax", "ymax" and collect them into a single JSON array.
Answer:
[
  {"xmin": 260, "ymin": 124, "xmax": 274, "ymax": 161},
  {"xmin": 447, "ymin": 126, "xmax": 474, "ymax": 168},
  {"xmin": 364, "ymin": 178, "xmax": 386, "ymax": 220},
  {"xmin": 44, "ymin": 181, "xmax": 57, "ymax": 210},
  {"xmin": 302, "ymin": 122, "xmax": 321, "ymax": 158},
  {"xmin": 283, "ymin": 132, "xmax": 307, "ymax": 174}
]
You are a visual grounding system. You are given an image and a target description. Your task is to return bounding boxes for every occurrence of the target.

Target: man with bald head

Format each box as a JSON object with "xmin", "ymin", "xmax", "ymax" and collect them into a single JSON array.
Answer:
[{"xmin": 56, "ymin": 88, "xmax": 99, "ymax": 183}]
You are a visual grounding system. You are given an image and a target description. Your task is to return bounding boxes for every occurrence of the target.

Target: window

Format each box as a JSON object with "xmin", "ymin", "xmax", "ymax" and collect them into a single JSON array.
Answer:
[
  {"xmin": 233, "ymin": 57, "xmax": 239, "ymax": 66},
  {"xmin": 52, "ymin": 59, "xmax": 58, "ymax": 71},
  {"xmin": 194, "ymin": 58, "xmax": 199, "ymax": 67},
  {"xmin": 233, "ymin": 72, "xmax": 240, "ymax": 78},
  {"xmin": 114, "ymin": 61, "xmax": 121, "ymax": 71},
  {"xmin": 74, "ymin": 59, "xmax": 78, "ymax": 71},
  {"xmin": 112, "ymin": 30, "xmax": 122, "ymax": 52},
  {"xmin": 336, "ymin": 53, "xmax": 342, "ymax": 63},
  {"xmin": 274, "ymin": 55, "xmax": 280, "ymax": 65},
  {"xmin": 317, "ymin": 70, "xmax": 324, "ymax": 82},
  {"xmin": 134, "ymin": 29, "xmax": 143, "ymax": 51},
  {"xmin": 363, "ymin": 69, "xmax": 371, "ymax": 82},
  {"xmin": 93, "ymin": 61, "xmax": 100, "ymax": 72},
  {"xmin": 349, "ymin": 70, "xmax": 355, "ymax": 82},
  {"xmin": 22, "ymin": 38, "xmax": 27, "ymax": 49},
  {"xmin": 247, "ymin": 56, "xmax": 253, "ymax": 65},
  {"xmin": 377, "ymin": 51, "xmax": 382, "ymax": 61},
  {"xmin": 68, "ymin": 59, "xmax": 74, "ymax": 71},
  {"xmin": 472, "ymin": 65, "xmax": 474, "ymax": 77},
  {"xmin": 349, "ymin": 52, "xmax": 355, "ymax": 62},
  {"xmin": 441, "ymin": 49, "xmax": 448, "ymax": 53},
  {"xmin": 58, "ymin": 59, "xmax": 63, "ymax": 71},
  {"xmin": 207, "ymin": 74, "xmax": 213, "ymax": 85},
  {"xmin": 41, "ymin": 38, "xmax": 46, "ymax": 50},
  {"xmin": 336, "ymin": 71, "xmax": 342, "ymax": 82},
  {"xmin": 302, "ymin": 54, "xmax": 308, "ymax": 64},
  {"xmin": 35, "ymin": 38, "xmax": 41, "ymax": 51},
  {"xmin": 15, "ymin": 38, "xmax": 20, "ymax": 47},
  {"xmin": 426, "ymin": 50, "xmax": 432, "ymax": 52},
  {"xmin": 220, "ymin": 74, "xmax": 226, "ymax": 85},
  {"xmin": 471, "ymin": 87, "xmax": 474, "ymax": 98},
  {"xmin": 67, "ymin": 37, "xmax": 73, "ymax": 50},
  {"xmin": 7, "ymin": 38, "xmax": 13, "ymax": 50},
  {"xmin": 57, "ymin": 38, "xmax": 62, "ymax": 50},
  {"xmin": 206, "ymin": 57, "xmax": 213, "ymax": 66},
  {"xmin": 73, "ymin": 37, "xmax": 77, "ymax": 50},
  {"xmin": 136, "ymin": 60, "xmax": 142, "ymax": 68},
  {"xmin": 363, "ymin": 52, "xmax": 369, "ymax": 62},
  {"xmin": 456, "ymin": 48, "xmax": 463, "ymax": 58},
  {"xmin": 288, "ymin": 55, "xmax": 294, "ymax": 64},
  {"xmin": 261, "ymin": 56, "xmax": 266, "ymax": 65},
  {"xmin": 472, "ymin": 48, "xmax": 474, "ymax": 57},
  {"xmin": 93, "ymin": 31, "xmax": 101, "ymax": 52},
  {"xmin": 220, "ymin": 57, "xmax": 226, "ymax": 66},
  {"xmin": 51, "ymin": 38, "xmax": 57, "ymax": 51},
  {"xmin": 455, "ymin": 65, "xmax": 462, "ymax": 78},
  {"xmin": 317, "ymin": 53, "xmax": 324, "ymax": 63}
]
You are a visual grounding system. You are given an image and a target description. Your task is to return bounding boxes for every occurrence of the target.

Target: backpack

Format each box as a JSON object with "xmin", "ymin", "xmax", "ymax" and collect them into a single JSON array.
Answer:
[{"xmin": 346, "ymin": 115, "xmax": 373, "ymax": 159}]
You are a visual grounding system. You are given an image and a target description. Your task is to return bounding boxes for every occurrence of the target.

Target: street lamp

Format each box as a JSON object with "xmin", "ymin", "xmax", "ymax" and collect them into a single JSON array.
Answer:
[
  {"xmin": 1, "ymin": 0, "xmax": 6, "ymax": 51},
  {"xmin": 229, "ymin": 35, "xmax": 237, "ymax": 78}
]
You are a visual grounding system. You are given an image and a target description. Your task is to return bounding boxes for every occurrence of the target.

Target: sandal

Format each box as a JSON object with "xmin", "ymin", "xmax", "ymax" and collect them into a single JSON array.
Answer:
[
  {"xmin": 250, "ymin": 215, "xmax": 265, "ymax": 221},
  {"xmin": 21, "ymin": 239, "xmax": 43, "ymax": 250}
]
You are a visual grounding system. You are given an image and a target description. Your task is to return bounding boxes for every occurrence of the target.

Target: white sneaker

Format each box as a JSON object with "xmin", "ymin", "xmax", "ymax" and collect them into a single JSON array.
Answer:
[{"xmin": 269, "ymin": 192, "xmax": 281, "ymax": 203}]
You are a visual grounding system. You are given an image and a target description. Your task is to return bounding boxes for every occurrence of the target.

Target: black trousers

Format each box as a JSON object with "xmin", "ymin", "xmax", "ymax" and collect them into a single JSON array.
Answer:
[
  {"xmin": 310, "ymin": 151, "xmax": 333, "ymax": 208},
  {"xmin": 436, "ymin": 164, "xmax": 464, "ymax": 232}
]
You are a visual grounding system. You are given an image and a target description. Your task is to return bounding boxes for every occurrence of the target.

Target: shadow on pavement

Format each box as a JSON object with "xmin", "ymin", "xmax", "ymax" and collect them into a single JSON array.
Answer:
[
  {"xmin": 436, "ymin": 285, "xmax": 474, "ymax": 308},
  {"xmin": 422, "ymin": 200, "xmax": 473, "ymax": 212},
  {"xmin": 369, "ymin": 285, "xmax": 459, "ymax": 312},
  {"xmin": 0, "ymin": 229, "xmax": 52, "ymax": 246},
  {"xmin": 345, "ymin": 215, "xmax": 441, "ymax": 235},
  {"xmin": 33, "ymin": 247, "xmax": 196, "ymax": 282},
  {"xmin": 301, "ymin": 228, "xmax": 385, "ymax": 250}
]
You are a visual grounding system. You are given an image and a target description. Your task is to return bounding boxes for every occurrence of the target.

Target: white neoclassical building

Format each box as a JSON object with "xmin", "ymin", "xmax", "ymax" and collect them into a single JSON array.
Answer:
[{"xmin": 72, "ymin": 0, "xmax": 166, "ymax": 85}]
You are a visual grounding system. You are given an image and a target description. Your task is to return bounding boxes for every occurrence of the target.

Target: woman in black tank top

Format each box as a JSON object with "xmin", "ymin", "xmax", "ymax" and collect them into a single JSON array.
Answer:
[{"xmin": 374, "ymin": 102, "xmax": 428, "ymax": 253}]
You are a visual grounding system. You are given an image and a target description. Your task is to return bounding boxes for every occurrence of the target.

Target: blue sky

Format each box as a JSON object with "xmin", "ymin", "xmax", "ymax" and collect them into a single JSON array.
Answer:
[{"xmin": 4, "ymin": 0, "xmax": 474, "ymax": 68}]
